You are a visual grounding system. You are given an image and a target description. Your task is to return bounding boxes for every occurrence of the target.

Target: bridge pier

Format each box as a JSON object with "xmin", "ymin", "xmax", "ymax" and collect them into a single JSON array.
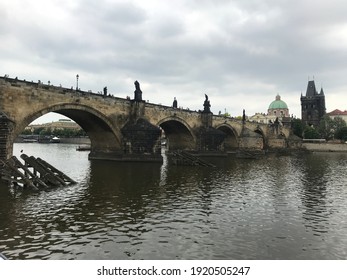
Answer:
[
  {"xmin": 0, "ymin": 112, "xmax": 14, "ymax": 162},
  {"xmin": 198, "ymin": 126, "xmax": 227, "ymax": 152},
  {"xmin": 88, "ymin": 151, "xmax": 162, "ymax": 162},
  {"xmin": 87, "ymin": 117, "xmax": 163, "ymax": 162},
  {"xmin": 197, "ymin": 110, "xmax": 227, "ymax": 153},
  {"xmin": 120, "ymin": 118, "xmax": 162, "ymax": 162},
  {"xmin": 238, "ymin": 127, "xmax": 264, "ymax": 150}
]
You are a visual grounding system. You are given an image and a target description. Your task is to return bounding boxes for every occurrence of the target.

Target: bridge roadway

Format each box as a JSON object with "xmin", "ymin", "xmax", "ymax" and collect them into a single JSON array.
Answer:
[{"xmin": 0, "ymin": 76, "xmax": 294, "ymax": 162}]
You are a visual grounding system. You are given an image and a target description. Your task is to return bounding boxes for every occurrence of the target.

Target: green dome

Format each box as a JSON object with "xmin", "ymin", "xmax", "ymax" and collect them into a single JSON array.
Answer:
[{"xmin": 268, "ymin": 94, "xmax": 288, "ymax": 109}]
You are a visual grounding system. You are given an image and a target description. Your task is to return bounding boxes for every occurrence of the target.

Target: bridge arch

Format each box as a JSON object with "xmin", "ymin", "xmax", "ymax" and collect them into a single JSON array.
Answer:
[
  {"xmin": 254, "ymin": 126, "xmax": 266, "ymax": 149},
  {"xmin": 215, "ymin": 124, "xmax": 239, "ymax": 151},
  {"xmin": 16, "ymin": 103, "xmax": 122, "ymax": 153},
  {"xmin": 157, "ymin": 117, "xmax": 196, "ymax": 151},
  {"xmin": 0, "ymin": 77, "xmax": 294, "ymax": 161}
]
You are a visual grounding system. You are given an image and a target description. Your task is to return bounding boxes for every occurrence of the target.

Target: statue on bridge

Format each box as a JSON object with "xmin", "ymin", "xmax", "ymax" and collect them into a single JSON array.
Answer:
[
  {"xmin": 203, "ymin": 94, "xmax": 211, "ymax": 113},
  {"xmin": 134, "ymin": 80, "xmax": 142, "ymax": 101},
  {"xmin": 173, "ymin": 97, "xmax": 178, "ymax": 108},
  {"xmin": 273, "ymin": 117, "xmax": 280, "ymax": 134}
]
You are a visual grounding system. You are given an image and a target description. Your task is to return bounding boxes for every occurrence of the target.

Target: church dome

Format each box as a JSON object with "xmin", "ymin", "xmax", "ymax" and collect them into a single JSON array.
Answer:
[{"xmin": 268, "ymin": 94, "xmax": 288, "ymax": 109}]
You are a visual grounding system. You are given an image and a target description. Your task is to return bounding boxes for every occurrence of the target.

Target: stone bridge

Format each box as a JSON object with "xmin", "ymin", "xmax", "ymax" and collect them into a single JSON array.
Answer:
[{"xmin": 0, "ymin": 76, "xmax": 294, "ymax": 162}]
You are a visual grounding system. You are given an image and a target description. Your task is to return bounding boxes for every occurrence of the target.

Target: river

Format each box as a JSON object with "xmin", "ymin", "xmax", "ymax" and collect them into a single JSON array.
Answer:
[{"xmin": 0, "ymin": 143, "xmax": 347, "ymax": 260}]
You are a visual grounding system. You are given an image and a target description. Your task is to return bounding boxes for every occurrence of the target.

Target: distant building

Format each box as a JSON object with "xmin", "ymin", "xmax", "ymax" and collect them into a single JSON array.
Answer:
[
  {"xmin": 249, "ymin": 94, "xmax": 290, "ymax": 125},
  {"xmin": 26, "ymin": 119, "xmax": 81, "ymax": 132},
  {"xmin": 301, "ymin": 80, "xmax": 326, "ymax": 126},
  {"xmin": 268, "ymin": 94, "xmax": 290, "ymax": 118},
  {"xmin": 326, "ymin": 109, "xmax": 347, "ymax": 123},
  {"xmin": 248, "ymin": 113, "xmax": 272, "ymax": 124}
]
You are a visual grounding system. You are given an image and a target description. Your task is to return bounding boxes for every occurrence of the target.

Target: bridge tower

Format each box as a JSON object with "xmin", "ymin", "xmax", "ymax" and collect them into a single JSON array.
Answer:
[{"xmin": 301, "ymin": 80, "xmax": 326, "ymax": 127}]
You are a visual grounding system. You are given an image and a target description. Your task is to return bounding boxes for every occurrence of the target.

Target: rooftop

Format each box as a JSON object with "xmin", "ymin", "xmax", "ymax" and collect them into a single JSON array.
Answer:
[
  {"xmin": 268, "ymin": 94, "xmax": 288, "ymax": 109},
  {"xmin": 327, "ymin": 109, "xmax": 347, "ymax": 116}
]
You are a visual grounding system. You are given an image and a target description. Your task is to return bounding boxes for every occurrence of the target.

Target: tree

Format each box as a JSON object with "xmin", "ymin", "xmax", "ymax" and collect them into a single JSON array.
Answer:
[
  {"xmin": 76, "ymin": 129, "xmax": 87, "ymax": 137},
  {"xmin": 304, "ymin": 126, "xmax": 320, "ymax": 139},
  {"xmin": 335, "ymin": 127, "xmax": 347, "ymax": 142},
  {"xmin": 291, "ymin": 118, "xmax": 304, "ymax": 138},
  {"xmin": 33, "ymin": 127, "xmax": 45, "ymax": 135},
  {"xmin": 318, "ymin": 116, "xmax": 346, "ymax": 140},
  {"xmin": 332, "ymin": 116, "xmax": 347, "ymax": 134},
  {"xmin": 318, "ymin": 115, "xmax": 335, "ymax": 140},
  {"xmin": 21, "ymin": 128, "xmax": 33, "ymax": 135}
]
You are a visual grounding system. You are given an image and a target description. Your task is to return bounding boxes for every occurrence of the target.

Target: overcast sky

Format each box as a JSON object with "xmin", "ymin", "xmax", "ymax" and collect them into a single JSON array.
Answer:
[{"xmin": 1, "ymin": 0, "xmax": 346, "ymax": 124}]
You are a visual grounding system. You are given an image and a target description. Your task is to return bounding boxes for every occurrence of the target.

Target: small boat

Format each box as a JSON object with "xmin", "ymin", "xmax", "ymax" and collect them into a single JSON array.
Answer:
[
  {"xmin": 23, "ymin": 138, "xmax": 38, "ymax": 143},
  {"xmin": 50, "ymin": 136, "xmax": 60, "ymax": 143},
  {"xmin": 76, "ymin": 145, "xmax": 91, "ymax": 151}
]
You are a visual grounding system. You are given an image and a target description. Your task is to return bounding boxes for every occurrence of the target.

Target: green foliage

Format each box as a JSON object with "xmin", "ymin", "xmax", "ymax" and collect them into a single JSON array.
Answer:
[
  {"xmin": 33, "ymin": 127, "xmax": 45, "ymax": 135},
  {"xmin": 318, "ymin": 115, "xmax": 335, "ymax": 140},
  {"xmin": 303, "ymin": 126, "xmax": 320, "ymax": 139},
  {"xmin": 332, "ymin": 116, "xmax": 347, "ymax": 131},
  {"xmin": 335, "ymin": 127, "xmax": 347, "ymax": 141},
  {"xmin": 22, "ymin": 127, "xmax": 87, "ymax": 138},
  {"xmin": 21, "ymin": 129, "xmax": 32, "ymax": 135},
  {"xmin": 291, "ymin": 118, "xmax": 304, "ymax": 138},
  {"xmin": 40, "ymin": 127, "xmax": 52, "ymax": 136},
  {"xmin": 318, "ymin": 116, "xmax": 346, "ymax": 140}
]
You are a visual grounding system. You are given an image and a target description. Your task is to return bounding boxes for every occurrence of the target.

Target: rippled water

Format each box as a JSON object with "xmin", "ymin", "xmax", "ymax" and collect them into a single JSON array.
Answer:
[{"xmin": 1, "ymin": 143, "xmax": 347, "ymax": 259}]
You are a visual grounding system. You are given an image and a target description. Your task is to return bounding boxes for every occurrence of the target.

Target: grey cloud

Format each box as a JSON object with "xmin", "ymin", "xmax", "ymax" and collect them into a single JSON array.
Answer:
[{"xmin": 2, "ymin": 0, "xmax": 347, "ymax": 118}]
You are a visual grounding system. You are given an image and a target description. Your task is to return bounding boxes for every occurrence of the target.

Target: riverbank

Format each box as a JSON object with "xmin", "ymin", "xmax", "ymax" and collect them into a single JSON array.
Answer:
[
  {"xmin": 15, "ymin": 137, "xmax": 90, "ymax": 145},
  {"xmin": 14, "ymin": 137, "xmax": 347, "ymax": 153},
  {"xmin": 303, "ymin": 142, "xmax": 347, "ymax": 152}
]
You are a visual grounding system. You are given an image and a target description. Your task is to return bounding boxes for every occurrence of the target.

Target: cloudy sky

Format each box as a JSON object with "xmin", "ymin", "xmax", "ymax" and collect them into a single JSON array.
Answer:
[{"xmin": 1, "ymin": 0, "xmax": 347, "ymax": 123}]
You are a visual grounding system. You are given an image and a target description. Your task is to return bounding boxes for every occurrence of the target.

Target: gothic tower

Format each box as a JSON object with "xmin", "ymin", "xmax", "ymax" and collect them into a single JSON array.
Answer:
[{"xmin": 301, "ymin": 80, "xmax": 326, "ymax": 126}]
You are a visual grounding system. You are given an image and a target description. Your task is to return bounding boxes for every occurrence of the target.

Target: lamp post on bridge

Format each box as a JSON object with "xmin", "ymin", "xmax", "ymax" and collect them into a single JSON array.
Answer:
[{"xmin": 76, "ymin": 74, "xmax": 79, "ymax": 90}]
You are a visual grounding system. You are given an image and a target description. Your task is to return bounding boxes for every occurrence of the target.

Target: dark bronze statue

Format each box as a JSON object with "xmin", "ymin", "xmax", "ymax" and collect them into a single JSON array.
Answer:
[
  {"xmin": 134, "ymin": 80, "xmax": 142, "ymax": 101},
  {"xmin": 173, "ymin": 97, "xmax": 178, "ymax": 108},
  {"xmin": 203, "ymin": 94, "xmax": 211, "ymax": 113}
]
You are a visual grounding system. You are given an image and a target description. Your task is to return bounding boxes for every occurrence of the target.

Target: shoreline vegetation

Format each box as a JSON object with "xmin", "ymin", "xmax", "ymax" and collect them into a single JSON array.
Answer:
[{"xmin": 15, "ymin": 136, "xmax": 90, "ymax": 145}]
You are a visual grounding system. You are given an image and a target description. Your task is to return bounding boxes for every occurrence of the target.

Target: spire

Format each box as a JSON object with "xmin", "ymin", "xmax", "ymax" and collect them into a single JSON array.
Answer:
[
  {"xmin": 319, "ymin": 87, "xmax": 325, "ymax": 95},
  {"xmin": 305, "ymin": 80, "xmax": 317, "ymax": 97}
]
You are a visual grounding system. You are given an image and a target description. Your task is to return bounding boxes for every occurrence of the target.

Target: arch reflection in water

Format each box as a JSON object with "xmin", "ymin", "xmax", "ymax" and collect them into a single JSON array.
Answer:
[{"xmin": 0, "ymin": 143, "xmax": 346, "ymax": 259}]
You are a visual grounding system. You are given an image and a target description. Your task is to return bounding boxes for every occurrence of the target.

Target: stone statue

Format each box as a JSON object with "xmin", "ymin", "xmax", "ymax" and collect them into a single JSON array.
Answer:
[
  {"xmin": 203, "ymin": 94, "xmax": 211, "ymax": 113},
  {"xmin": 103, "ymin": 86, "xmax": 107, "ymax": 96},
  {"xmin": 272, "ymin": 117, "xmax": 280, "ymax": 134},
  {"xmin": 242, "ymin": 109, "xmax": 246, "ymax": 123},
  {"xmin": 134, "ymin": 80, "xmax": 142, "ymax": 101},
  {"xmin": 173, "ymin": 97, "xmax": 178, "ymax": 108}
]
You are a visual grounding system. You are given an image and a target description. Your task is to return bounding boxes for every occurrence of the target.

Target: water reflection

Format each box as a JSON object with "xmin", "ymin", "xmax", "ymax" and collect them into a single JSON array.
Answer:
[
  {"xmin": 0, "ymin": 144, "xmax": 347, "ymax": 259},
  {"xmin": 298, "ymin": 154, "xmax": 329, "ymax": 237}
]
